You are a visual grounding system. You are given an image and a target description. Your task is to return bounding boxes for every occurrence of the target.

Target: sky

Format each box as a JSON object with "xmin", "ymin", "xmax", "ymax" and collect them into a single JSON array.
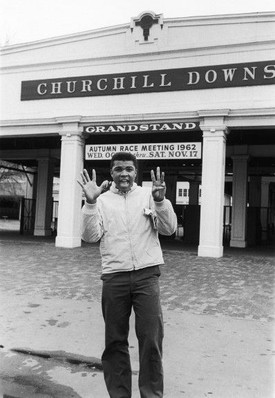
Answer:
[{"xmin": 0, "ymin": 0, "xmax": 274, "ymax": 46}]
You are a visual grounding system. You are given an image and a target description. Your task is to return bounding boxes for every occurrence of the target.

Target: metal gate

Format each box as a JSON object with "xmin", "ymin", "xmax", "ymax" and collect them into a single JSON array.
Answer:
[{"xmin": 20, "ymin": 198, "xmax": 36, "ymax": 234}]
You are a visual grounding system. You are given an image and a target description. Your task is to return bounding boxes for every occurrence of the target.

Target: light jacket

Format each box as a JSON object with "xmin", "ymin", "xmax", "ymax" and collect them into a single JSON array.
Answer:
[{"xmin": 81, "ymin": 182, "xmax": 177, "ymax": 274}]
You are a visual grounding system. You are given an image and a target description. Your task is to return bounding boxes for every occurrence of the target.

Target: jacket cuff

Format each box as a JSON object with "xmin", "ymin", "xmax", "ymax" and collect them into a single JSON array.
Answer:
[
  {"xmin": 154, "ymin": 198, "xmax": 166, "ymax": 207},
  {"xmin": 82, "ymin": 202, "xmax": 98, "ymax": 214}
]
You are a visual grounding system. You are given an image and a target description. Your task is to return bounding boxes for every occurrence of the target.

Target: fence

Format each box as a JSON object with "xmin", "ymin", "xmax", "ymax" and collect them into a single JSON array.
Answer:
[{"xmin": 20, "ymin": 198, "xmax": 36, "ymax": 234}]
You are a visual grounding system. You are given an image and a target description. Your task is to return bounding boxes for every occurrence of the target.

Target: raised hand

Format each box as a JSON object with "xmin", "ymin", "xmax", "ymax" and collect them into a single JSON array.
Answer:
[
  {"xmin": 78, "ymin": 169, "xmax": 110, "ymax": 204},
  {"xmin": 151, "ymin": 167, "xmax": 166, "ymax": 202}
]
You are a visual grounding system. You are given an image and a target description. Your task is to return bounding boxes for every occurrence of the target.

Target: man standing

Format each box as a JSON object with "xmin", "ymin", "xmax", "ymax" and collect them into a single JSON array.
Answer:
[{"xmin": 78, "ymin": 152, "xmax": 177, "ymax": 398}]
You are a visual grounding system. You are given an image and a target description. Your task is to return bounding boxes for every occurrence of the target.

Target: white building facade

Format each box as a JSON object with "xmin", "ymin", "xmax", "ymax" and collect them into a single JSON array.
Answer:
[{"xmin": 0, "ymin": 11, "xmax": 275, "ymax": 257}]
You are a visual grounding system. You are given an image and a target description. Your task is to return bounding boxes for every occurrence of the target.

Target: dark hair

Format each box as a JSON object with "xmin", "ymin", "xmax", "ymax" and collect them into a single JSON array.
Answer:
[{"xmin": 110, "ymin": 152, "xmax": 138, "ymax": 169}]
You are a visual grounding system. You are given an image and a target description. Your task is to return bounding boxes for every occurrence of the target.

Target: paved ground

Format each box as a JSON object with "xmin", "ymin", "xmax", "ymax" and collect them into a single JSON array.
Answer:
[{"xmin": 0, "ymin": 233, "xmax": 274, "ymax": 397}]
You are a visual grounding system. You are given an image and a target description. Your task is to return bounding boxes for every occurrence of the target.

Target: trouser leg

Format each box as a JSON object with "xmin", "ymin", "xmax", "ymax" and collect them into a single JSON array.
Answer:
[
  {"xmin": 133, "ymin": 266, "xmax": 164, "ymax": 398},
  {"xmin": 101, "ymin": 273, "xmax": 132, "ymax": 398}
]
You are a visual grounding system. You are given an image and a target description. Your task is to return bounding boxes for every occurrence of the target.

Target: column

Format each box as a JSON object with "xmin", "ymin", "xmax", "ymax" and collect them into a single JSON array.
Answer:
[
  {"xmin": 247, "ymin": 176, "xmax": 262, "ymax": 245},
  {"xmin": 34, "ymin": 158, "xmax": 54, "ymax": 236},
  {"xmin": 184, "ymin": 180, "xmax": 200, "ymax": 244},
  {"xmin": 260, "ymin": 178, "xmax": 270, "ymax": 241},
  {"xmin": 249, "ymin": 176, "xmax": 261, "ymax": 207},
  {"xmin": 230, "ymin": 155, "xmax": 249, "ymax": 248},
  {"xmin": 166, "ymin": 175, "xmax": 177, "ymax": 205},
  {"xmin": 198, "ymin": 123, "xmax": 227, "ymax": 258},
  {"xmin": 189, "ymin": 181, "xmax": 200, "ymax": 205},
  {"xmin": 55, "ymin": 122, "xmax": 84, "ymax": 248}
]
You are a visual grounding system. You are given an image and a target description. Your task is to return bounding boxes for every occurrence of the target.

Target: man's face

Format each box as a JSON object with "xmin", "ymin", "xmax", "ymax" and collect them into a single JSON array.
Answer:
[{"xmin": 110, "ymin": 160, "xmax": 137, "ymax": 193}]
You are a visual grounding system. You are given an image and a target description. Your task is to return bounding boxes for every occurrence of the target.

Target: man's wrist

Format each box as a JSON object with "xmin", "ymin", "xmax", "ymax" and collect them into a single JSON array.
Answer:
[
  {"xmin": 86, "ymin": 199, "xmax": 97, "ymax": 204},
  {"xmin": 154, "ymin": 198, "xmax": 164, "ymax": 203}
]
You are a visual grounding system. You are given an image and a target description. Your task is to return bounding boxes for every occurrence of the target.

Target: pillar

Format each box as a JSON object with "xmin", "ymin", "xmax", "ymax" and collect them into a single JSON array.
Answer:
[
  {"xmin": 230, "ymin": 155, "xmax": 249, "ymax": 248},
  {"xmin": 247, "ymin": 176, "xmax": 262, "ymax": 245},
  {"xmin": 166, "ymin": 175, "xmax": 177, "ymax": 205},
  {"xmin": 249, "ymin": 176, "xmax": 261, "ymax": 207},
  {"xmin": 34, "ymin": 158, "xmax": 54, "ymax": 236},
  {"xmin": 260, "ymin": 178, "xmax": 270, "ymax": 241},
  {"xmin": 55, "ymin": 122, "xmax": 84, "ymax": 248},
  {"xmin": 189, "ymin": 181, "xmax": 200, "ymax": 205},
  {"xmin": 198, "ymin": 118, "xmax": 228, "ymax": 257}
]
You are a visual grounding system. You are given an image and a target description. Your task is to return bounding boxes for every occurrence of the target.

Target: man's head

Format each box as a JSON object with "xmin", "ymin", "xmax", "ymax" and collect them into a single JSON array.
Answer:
[
  {"xmin": 110, "ymin": 152, "xmax": 138, "ymax": 193},
  {"xmin": 110, "ymin": 152, "xmax": 138, "ymax": 169}
]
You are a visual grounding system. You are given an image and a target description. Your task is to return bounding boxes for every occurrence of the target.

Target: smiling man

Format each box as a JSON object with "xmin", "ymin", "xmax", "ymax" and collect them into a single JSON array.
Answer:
[{"xmin": 78, "ymin": 152, "xmax": 177, "ymax": 398}]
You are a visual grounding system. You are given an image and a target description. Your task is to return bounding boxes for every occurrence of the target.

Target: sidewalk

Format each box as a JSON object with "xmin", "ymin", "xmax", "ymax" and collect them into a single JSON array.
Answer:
[{"xmin": 0, "ymin": 236, "xmax": 274, "ymax": 397}]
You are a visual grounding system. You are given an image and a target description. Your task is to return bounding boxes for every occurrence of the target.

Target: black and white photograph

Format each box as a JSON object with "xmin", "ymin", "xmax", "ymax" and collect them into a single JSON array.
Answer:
[{"xmin": 0, "ymin": 0, "xmax": 274, "ymax": 397}]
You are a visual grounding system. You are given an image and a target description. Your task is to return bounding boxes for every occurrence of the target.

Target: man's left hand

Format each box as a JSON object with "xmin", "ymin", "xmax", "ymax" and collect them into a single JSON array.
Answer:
[{"xmin": 151, "ymin": 167, "xmax": 166, "ymax": 202}]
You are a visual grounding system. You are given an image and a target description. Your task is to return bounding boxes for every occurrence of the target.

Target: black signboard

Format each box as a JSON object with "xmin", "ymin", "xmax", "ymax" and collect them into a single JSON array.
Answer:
[
  {"xmin": 21, "ymin": 61, "xmax": 275, "ymax": 100},
  {"xmin": 83, "ymin": 121, "xmax": 201, "ymax": 134}
]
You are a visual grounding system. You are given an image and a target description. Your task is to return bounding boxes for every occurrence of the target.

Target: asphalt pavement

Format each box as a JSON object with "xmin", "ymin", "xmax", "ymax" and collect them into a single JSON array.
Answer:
[{"xmin": 0, "ymin": 233, "xmax": 274, "ymax": 398}]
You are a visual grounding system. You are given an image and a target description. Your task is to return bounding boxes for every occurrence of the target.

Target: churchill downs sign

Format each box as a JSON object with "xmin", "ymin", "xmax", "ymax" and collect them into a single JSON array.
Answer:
[
  {"xmin": 85, "ymin": 143, "xmax": 202, "ymax": 160},
  {"xmin": 21, "ymin": 60, "xmax": 275, "ymax": 100}
]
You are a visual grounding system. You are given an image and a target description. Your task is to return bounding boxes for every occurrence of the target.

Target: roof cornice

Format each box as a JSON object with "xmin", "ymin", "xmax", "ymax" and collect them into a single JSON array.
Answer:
[{"xmin": 1, "ymin": 11, "xmax": 274, "ymax": 54}]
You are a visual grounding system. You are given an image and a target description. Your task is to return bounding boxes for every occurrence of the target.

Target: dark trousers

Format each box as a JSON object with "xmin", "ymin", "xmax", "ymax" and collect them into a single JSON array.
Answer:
[{"xmin": 101, "ymin": 265, "xmax": 164, "ymax": 398}]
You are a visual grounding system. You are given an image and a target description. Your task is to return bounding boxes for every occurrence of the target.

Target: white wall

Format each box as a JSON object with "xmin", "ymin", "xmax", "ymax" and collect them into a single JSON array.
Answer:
[{"xmin": 1, "ymin": 12, "xmax": 275, "ymax": 122}]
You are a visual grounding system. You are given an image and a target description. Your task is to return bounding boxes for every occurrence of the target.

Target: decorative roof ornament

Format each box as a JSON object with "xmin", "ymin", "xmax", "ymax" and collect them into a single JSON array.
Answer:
[{"xmin": 130, "ymin": 11, "xmax": 163, "ymax": 42}]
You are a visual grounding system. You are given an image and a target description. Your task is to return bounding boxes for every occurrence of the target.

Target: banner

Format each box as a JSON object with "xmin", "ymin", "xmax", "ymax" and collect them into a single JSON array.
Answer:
[{"xmin": 85, "ymin": 142, "xmax": 201, "ymax": 160}]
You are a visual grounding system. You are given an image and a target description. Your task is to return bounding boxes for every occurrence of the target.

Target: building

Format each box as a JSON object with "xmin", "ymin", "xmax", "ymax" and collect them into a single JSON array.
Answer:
[
  {"xmin": 0, "ymin": 11, "xmax": 275, "ymax": 257},
  {"xmin": 0, "ymin": 161, "xmax": 34, "ymax": 221}
]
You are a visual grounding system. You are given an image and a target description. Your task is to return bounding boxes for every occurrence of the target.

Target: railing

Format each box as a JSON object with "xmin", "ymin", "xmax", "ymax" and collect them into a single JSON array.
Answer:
[
  {"xmin": 223, "ymin": 206, "xmax": 273, "ymax": 246},
  {"xmin": 20, "ymin": 198, "xmax": 36, "ymax": 234},
  {"xmin": 223, "ymin": 206, "xmax": 232, "ymax": 245}
]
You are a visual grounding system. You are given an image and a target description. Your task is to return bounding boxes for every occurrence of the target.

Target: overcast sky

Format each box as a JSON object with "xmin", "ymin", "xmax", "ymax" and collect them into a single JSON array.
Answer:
[{"xmin": 0, "ymin": 0, "xmax": 274, "ymax": 46}]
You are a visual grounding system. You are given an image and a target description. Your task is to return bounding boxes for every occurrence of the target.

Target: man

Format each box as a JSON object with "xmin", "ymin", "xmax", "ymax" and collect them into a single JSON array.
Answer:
[{"xmin": 78, "ymin": 152, "xmax": 177, "ymax": 398}]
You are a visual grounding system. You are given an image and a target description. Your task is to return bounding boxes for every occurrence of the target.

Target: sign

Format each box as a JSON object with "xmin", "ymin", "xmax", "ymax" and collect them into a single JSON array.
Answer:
[
  {"xmin": 84, "ymin": 122, "xmax": 200, "ymax": 134},
  {"xmin": 21, "ymin": 61, "xmax": 275, "ymax": 101},
  {"xmin": 85, "ymin": 142, "xmax": 201, "ymax": 160}
]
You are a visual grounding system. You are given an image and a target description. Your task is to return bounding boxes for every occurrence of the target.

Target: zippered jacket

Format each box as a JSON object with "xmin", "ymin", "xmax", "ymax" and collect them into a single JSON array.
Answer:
[{"xmin": 81, "ymin": 182, "xmax": 177, "ymax": 274}]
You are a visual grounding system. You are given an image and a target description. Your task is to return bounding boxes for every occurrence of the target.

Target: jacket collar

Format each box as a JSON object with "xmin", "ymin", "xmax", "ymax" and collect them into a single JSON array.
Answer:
[{"xmin": 110, "ymin": 182, "xmax": 138, "ymax": 195}]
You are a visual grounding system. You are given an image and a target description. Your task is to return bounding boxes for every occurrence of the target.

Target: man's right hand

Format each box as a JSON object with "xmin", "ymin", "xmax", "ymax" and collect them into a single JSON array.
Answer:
[{"xmin": 78, "ymin": 169, "xmax": 110, "ymax": 204}]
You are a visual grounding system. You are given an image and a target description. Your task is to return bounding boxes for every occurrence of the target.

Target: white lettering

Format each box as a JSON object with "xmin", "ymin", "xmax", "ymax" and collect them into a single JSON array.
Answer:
[
  {"xmin": 97, "ymin": 78, "xmax": 108, "ymax": 91},
  {"xmin": 243, "ymin": 67, "xmax": 257, "ymax": 81},
  {"xmin": 185, "ymin": 123, "xmax": 196, "ymax": 130},
  {"xmin": 96, "ymin": 126, "xmax": 106, "ymax": 133},
  {"xmin": 264, "ymin": 65, "xmax": 275, "ymax": 79},
  {"xmin": 106, "ymin": 126, "xmax": 117, "ymax": 132},
  {"xmin": 66, "ymin": 81, "xmax": 77, "ymax": 93},
  {"xmin": 127, "ymin": 125, "xmax": 138, "ymax": 132},
  {"xmin": 37, "ymin": 83, "xmax": 47, "ymax": 95},
  {"xmin": 116, "ymin": 126, "xmax": 126, "ymax": 132},
  {"xmin": 160, "ymin": 74, "xmax": 172, "ymax": 87},
  {"xmin": 150, "ymin": 124, "xmax": 160, "ymax": 131},
  {"xmin": 85, "ymin": 126, "xmax": 95, "ymax": 133},
  {"xmin": 51, "ymin": 82, "xmax": 62, "ymax": 94},
  {"xmin": 113, "ymin": 77, "xmax": 125, "ymax": 90},
  {"xmin": 188, "ymin": 71, "xmax": 200, "ymax": 85},
  {"xmin": 159, "ymin": 123, "xmax": 172, "ymax": 131},
  {"xmin": 172, "ymin": 123, "xmax": 183, "ymax": 130},
  {"xmin": 84, "ymin": 123, "xmax": 198, "ymax": 134},
  {"xmin": 81, "ymin": 80, "xmax": 92, "ymax": 92},
  {"xmin": 130, "ymin": 76, "xmax": 137, "ymax": 89},
  {"xmin": 142, "ymin": 75, "xmax": 154, "ymax": 88},
  {"xmin": 222, "ymin": 68, "xmax": 237, "ymax": 81},
  {"xmin": 205, "ymin": 70, "xmax": 217, "ymax": 83},
  {"xmin": 140, "ymin": 124, "xmax": 149, "ymax": 131}
]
